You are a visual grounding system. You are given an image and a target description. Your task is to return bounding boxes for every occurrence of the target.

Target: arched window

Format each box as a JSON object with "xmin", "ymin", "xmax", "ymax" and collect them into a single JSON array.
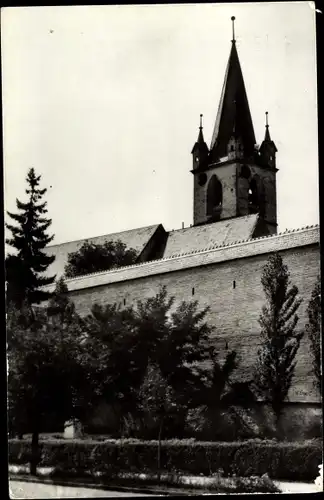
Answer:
[
  {"xmin": 207, "ymin": 175, "xmax": 223, "ymax": 217},
  {"xmin": 248, "ymin": 177, "xmax": 259, "ymax": 213}
]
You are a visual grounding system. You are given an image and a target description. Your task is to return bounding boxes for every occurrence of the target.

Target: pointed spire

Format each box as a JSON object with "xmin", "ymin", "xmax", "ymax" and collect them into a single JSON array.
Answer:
[
  {"xmin": 210, "ymin": 17, "xmax": 256, "ymax": 161},
  {"xmin": 259, "ymin": 110, "xmax": 277, "ymax": 163},
  {"xmin": 191, "ymin": 113, "xmax": 209, "ymax": 157},
  {"xmin": 197, "ymin": 113, "xmax": 205, "ymax": 143},
  {"xmin": 264, "ymin": 111, "xmax": 271, "ymax": 141}
]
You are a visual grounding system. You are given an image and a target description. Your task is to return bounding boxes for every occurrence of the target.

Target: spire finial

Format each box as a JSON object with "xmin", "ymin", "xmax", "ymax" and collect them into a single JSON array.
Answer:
[
  {"xmin": 199, "ymin": 113, "xmax": 203, "ymax": 129},
  {"xmin": 231, "ymin": 16, "xmax": 236, "ymax": 43},
  {"xmin": 265, "ymin": 111, "xmax": 269, "ymax": 128}
]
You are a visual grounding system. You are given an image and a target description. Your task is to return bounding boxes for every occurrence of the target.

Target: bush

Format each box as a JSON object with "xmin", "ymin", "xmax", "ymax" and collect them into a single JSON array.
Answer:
[{"xmin": 8, "ymin": 438, "xmax": 322, "ymax": 481}]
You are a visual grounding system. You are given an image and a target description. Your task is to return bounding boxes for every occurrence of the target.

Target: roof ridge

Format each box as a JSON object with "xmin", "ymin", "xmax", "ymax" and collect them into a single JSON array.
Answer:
[
  {"xmin": 169, "ymin": 213, "xmax": 258, "ymax": 234},
  {"xmin": 58, "ymin": 223, "xmax": 319, "ymax": 284},
  {"xmin": 46, "ymin": 224, "xmax": 160, "ymax": 248}
]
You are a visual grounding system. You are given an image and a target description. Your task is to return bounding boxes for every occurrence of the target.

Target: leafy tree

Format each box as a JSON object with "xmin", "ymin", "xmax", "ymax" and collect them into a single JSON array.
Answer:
[
  {"xmin": 7, "ymin": 294, "xmax": 87, "ymax": 475},
  {"xmin": 306, "ymin": 276, "xmax": 322, "ymax": 392},
  {"xmin": 134, "ymin": 287, "xmax": 213, "ymax": 407},
  {"xmin": 81, "ymin": 302, "xmax": 141, "ymax": 417},
  {"xmin": 83, "ymin": 286, "xmax": 216, "ymax": 437},
  {"xmin": 186, "ymin": 351, "xmax": 256, "ymax": 440},
  {"xmin": 83, "ymin": 286, "xmax": 247, "ymax": 440},
  {"xmin": 6, "ymin": 168, "xmax": 55, "ymax": 307},
  {"xmin": 137, "ymin": 363, "xmax": 179, "ymax": 476},
  {"xmin": 254, "ymin": 253, "xmax": 303, "ymax": 437},
  {"xmin": 64, "ymin": 239, "xmax": 138, "ymax": 278}
]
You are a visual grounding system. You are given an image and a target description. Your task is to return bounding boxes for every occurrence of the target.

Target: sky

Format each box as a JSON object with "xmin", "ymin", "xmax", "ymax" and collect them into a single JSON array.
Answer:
[{"xmin": 2, "ymin": 2, "xmax": 319, "ymax": 247}]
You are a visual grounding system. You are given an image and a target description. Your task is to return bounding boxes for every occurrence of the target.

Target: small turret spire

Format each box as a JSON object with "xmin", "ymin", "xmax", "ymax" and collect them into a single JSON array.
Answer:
[
  {"xmin": 191, "ymin": 113, "xmax": 209, "ymax": 160},
  {"xmin": 197, "ymin": 113, "xmax": 205, "ymax": 144},
  {"xmin": 259, "ymin": 110, "xmax": 277, "ymax": 167},
  {"xmin": 264, "ymin": 111, "xmax": 271, "ymax": 141},
  {"xmin": 231, "ymin": 16, "xmax": 236, "ymax": 43}
]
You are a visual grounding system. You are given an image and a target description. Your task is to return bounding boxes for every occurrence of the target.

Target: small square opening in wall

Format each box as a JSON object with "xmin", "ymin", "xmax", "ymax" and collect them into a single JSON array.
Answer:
[
  {"xmin": 233, "ymin": 280, "xmax": 236, "ymax": 289},
  {"xmin": 192, "ymin": 287, "xmax": 195, "ymax": 296}
]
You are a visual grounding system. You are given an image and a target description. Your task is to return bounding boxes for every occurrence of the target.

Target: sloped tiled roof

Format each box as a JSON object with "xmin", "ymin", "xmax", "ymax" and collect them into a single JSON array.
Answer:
[
  {"xmin": 162, "ymin": 214, "xmax": 259, "ymax": 259},
  {"xmin": 44, "ymin": 224, "xmax": 160, "ymax": 278},
  {"xmin": 41, "ymin": 224, "xmax": 319, "ymax": 293}
]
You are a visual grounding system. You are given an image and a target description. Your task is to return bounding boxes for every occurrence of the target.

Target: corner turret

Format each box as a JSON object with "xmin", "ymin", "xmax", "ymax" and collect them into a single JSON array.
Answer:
[
  {"xmin": 191, "ymin": 114, "xmax": 209, "ymax": 170},
  {"xmin": 258, "ymin": 111, "xmax": 278, "ymax": 169}
]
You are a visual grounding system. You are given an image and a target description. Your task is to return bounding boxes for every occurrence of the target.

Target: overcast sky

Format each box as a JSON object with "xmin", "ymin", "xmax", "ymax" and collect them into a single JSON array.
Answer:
[{"xmin": 2, "ymin": 2, "xmax": 319, "ymax": 246}]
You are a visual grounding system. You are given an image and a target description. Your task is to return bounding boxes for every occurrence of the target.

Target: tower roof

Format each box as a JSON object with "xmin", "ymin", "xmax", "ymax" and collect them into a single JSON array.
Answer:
[
  {"xmin": 191, "ymin": 114, "xmax": 209, "ymax": 156},
  {"xmin": 210, "ymin": 22, "xmax": 256, "ymax": 161},
  {"xmin": 260, "ymin": 111, "xmax": 277, "ymax": 153}
]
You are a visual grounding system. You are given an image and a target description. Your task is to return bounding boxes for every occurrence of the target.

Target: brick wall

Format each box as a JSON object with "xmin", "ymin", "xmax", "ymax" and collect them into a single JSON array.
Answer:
[{"xmin": 68, "ymin": 239, "xmax": 320, "ymax": 403}]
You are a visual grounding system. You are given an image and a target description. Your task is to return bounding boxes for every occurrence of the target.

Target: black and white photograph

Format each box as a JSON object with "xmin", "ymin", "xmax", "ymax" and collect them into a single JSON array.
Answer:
[{"xmin": 3, "ymin": 2, "xmax": 322, "ymax": 497}]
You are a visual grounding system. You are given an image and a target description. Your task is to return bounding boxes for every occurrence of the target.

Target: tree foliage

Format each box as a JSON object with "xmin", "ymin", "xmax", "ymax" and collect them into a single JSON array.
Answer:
[
  {"xmin": 137, "ymin": 363, "xmax": 179, "ymax": 438},
  {"xmin": 84, "ymin": 286, "xmax": 243, "ymax": 438},
  {"xmin": 7, "ymin": 282, "xmax": 87, "ymax": 474},
  {"xmin": 6, "ymin": 168, "xmax": 55, "ymax": 306},
  {"xmin": 254, "ymin": 253, "xmax": 303, "ymax": 431},
  {"xmin": 47, "ymin": 277, "xmax": 76, "ymax": 325},
  {"xmin": 81, "ymin": 302, "xmax": 141, "ymax": 416},
  {"xmin": 306, "ymin": 276, "xmax": 322, "ymax": 392},
  {"xmin": 134, "ymin": 287, "xmax": 213, "ymax": 407},
  {"xmin": 8, "ymin": 282, "xmax": 248, "ymax": 453},
  {"xmin": 64, "ymin": 239, "xmax": 138, "ymax": 278}
]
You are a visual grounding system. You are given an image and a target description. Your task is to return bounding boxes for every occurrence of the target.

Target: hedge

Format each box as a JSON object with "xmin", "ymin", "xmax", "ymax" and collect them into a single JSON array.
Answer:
[{"xmin": 8, "ymin": 438, "xmax": 322, "ymax": 481}]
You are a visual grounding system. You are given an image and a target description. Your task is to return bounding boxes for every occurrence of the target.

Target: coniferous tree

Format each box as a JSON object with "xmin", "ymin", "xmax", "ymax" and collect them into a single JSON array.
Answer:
[
  {"xmin": 306, "ymin": 276, "xmax": 322, "ymax": 393},
  {"xmin": 254, "ymin": 253, "xmax": 303, "ymax": 437},
  {"xmin": 6, "ymin": 168, "xmax": 55, "ymax": 306}
]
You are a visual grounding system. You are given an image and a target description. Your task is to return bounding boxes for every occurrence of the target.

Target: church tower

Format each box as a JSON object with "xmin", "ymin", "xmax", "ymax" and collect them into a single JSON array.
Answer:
[{"xmin": 191, "ymin": 17, "xmax": 278, "ymax": 235}]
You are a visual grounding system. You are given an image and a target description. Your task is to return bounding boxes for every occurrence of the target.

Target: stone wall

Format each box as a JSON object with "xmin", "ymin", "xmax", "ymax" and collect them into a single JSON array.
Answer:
[{"xmin": 66, "ymin": 234, "xmax": 320, "ymax": 403}]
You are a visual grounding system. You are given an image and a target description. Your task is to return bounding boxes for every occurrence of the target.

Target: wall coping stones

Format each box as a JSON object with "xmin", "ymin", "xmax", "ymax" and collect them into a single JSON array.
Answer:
[{"xmin": 42, "ymin": 224, "xmax": 320, "ymax": 293}]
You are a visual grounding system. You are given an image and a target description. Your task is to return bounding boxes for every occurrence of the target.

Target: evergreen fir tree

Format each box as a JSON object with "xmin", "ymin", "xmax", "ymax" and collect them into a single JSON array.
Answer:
[
  {"xmin": 254, "ymin": 253, "xmax": 303, "ymax": 437},
  {"xmin": 6, "ymin": 168, "xmax": 55, "ymax": 306},
  {"xmin": 306, "ymin": 276, "xmax": 322, "ymax": 393}
]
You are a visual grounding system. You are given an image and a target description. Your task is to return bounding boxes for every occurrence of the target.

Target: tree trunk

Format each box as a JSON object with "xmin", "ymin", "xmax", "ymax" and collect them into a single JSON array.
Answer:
[
  {"xmin": 274, "ymin": 407, "xmax": 283, "ymax": 440},
  {"xmin": 157, "ymin": 417, "xmax": 164, "ymax": 481},
  {"xmin": 30, "ymin": 430, "xmax": 39, "ymax": 476}
]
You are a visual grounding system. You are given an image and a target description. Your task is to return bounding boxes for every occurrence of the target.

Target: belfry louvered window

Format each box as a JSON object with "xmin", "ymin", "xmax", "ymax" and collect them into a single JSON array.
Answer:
[{"xmin": 207, "ymin": 175, "xmax": 223, "ymax": 217}]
